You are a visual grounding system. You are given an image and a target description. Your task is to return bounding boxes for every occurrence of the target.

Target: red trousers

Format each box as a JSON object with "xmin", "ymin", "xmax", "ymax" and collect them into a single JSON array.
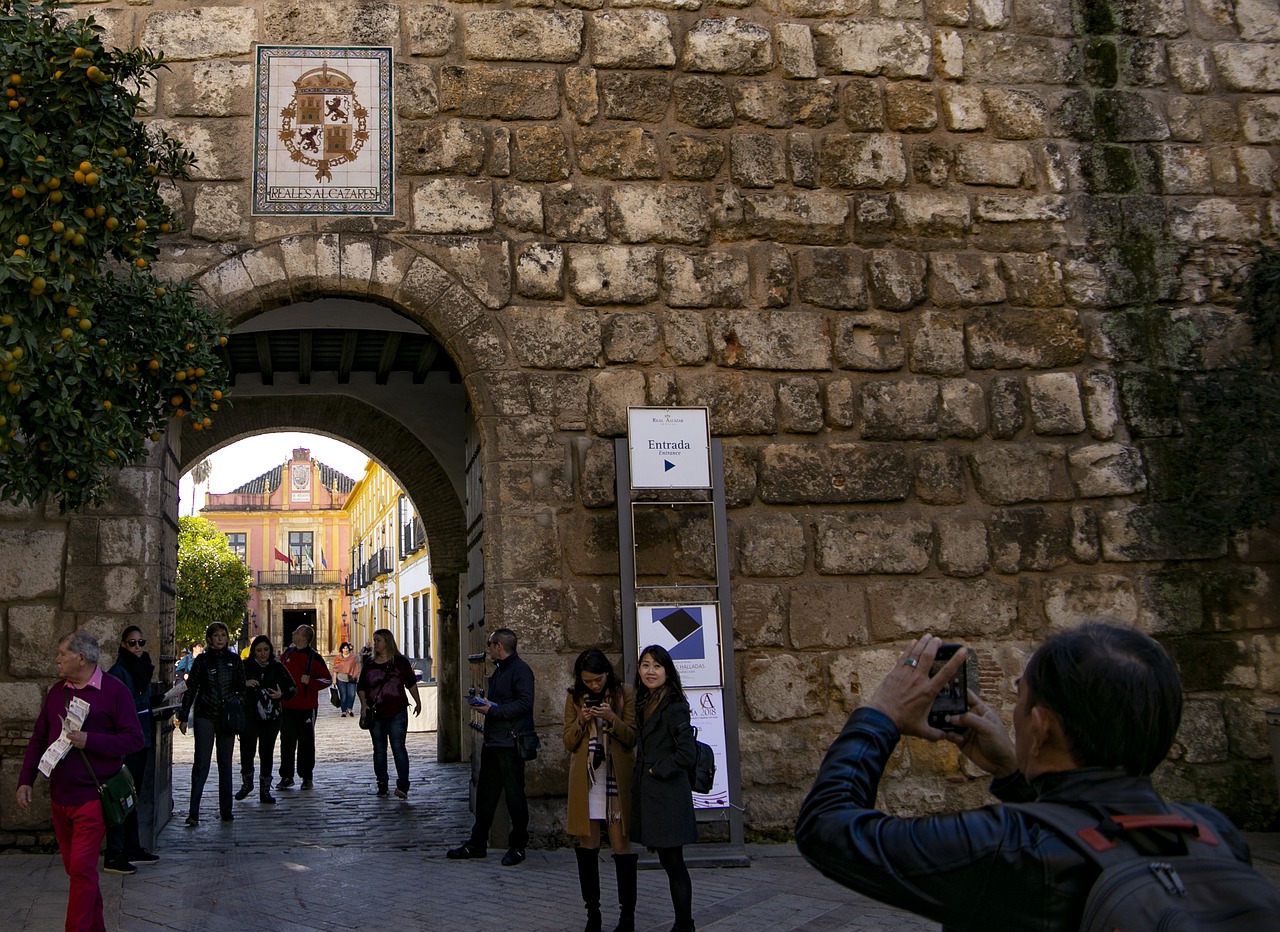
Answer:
[{"xmin": 51, "ymin": 799, "xmax": 106, "ymax": 932}]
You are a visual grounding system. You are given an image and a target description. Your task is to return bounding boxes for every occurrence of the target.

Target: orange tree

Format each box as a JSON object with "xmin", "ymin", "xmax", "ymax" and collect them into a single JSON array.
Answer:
[{"xmin": 0, "ymin": 0, "xmax": 229, "ymax": 510}]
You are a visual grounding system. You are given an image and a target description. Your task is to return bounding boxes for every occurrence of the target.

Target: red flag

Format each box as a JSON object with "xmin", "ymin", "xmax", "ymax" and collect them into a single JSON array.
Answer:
[{"xmin": 274, "ymin": 547, "xmax": 292, "ymax": 565}]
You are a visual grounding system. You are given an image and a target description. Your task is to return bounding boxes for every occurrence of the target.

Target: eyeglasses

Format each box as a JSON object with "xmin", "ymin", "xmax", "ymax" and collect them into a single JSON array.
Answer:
[{"xmin": 126, "ymin": 639, "xmax": 146, "ymax": 647}]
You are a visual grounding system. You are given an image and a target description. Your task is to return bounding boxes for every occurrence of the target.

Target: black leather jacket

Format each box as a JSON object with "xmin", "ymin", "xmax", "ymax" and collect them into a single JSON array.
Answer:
[
  {"xmin": 180, "ymin": 648, "xmax": 247, "ymax": 723},
  {"xmin": 481, "ymin": 652, "xmax": 535, "ymax": 749},
  {"xmin": 795, "ymin": 707, "xmax": 1251, "ymax": 932}
]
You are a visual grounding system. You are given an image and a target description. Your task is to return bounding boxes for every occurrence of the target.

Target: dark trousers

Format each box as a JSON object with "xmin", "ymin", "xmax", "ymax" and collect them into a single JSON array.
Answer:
[
  {"xmin": 190, "ymin": 717, "xmax": 235, "ymax": 818},
  {"xmin": 369, "ymin": 709, "xmax": 410, "ymax": 792},
  {"xmin": 279, "ymin": 707, "xmax": 316, "ymax": 781},
  {"xmin": 469, "ymin": 745, "xmax": 528, "ymax": 850},
  {"xmin": 239, "ymin": 715, "xmax": 281, "ymax": 783},
  {"xmin": 106, "ymin": 748, "xmax": 149, "ymax": 860}
]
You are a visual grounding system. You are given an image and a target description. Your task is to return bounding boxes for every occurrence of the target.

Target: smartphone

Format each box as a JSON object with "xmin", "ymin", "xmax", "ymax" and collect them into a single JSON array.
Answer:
[
  {"xmin": 583, "ymin": 695, "xmax": 604, "ymax": 708},
  {"xmin": 928, "ymin": 644, "xmax": 968, "ymax": 732}
]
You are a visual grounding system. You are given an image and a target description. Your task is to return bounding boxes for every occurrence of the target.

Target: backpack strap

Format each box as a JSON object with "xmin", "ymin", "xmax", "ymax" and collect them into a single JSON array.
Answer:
[{"xmin": 1012, "ymin": 802, "xmax": 1227, "ymax": 869}]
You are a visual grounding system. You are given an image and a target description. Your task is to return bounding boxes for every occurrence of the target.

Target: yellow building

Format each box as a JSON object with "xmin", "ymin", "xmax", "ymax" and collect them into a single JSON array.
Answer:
[{"xmin": 345, "ymin": 460, "xmax": 438, "ymax": 729}]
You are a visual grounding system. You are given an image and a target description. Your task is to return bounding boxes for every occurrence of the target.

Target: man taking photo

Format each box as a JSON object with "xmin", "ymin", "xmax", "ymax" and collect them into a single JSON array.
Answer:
[{"xmin": 796, "ymin": 623, "xmax": 1271, "ymax": 930}]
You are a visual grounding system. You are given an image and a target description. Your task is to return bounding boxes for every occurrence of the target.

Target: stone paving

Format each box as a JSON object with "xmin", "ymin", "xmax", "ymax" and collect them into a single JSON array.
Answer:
[{"xmin": 1, "ymin": 702, "xmax": 937, "ymax": 931}]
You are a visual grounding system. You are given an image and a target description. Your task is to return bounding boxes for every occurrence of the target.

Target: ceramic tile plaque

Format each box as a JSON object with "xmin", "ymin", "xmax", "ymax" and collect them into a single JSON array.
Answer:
[{"xmin": 253, "ymin": 46, "xmax": 393, "ymax": 216}]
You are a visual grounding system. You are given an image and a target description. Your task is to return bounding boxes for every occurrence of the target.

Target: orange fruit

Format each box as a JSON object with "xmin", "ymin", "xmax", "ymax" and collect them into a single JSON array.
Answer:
[
  {"xmin": 10, "ymin": 184, "xmax": 25, "ymax": 198},
  {"xmin": 60, "ymin": 327, "xmax": 72, "ymax": 339},
  {"xmin": 78, "ymin": 318, "xmax": 91, "ymax": 330},
  {"xmin": 134, "ymin": 258, "xmax": 147, "ymax": 269},
  {"xmin": 147, "ymin": 359, "xmax": 159, "ymax": 371},
  {"xmin": 51, "ymin": 220, "xmax": 64, "ymax": 233}
]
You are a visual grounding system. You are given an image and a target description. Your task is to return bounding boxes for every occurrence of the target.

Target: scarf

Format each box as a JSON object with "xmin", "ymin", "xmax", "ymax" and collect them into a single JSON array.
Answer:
[
  {"xmin": 584, "ymin": 688, "xmax": 624, "ymax": 825},
  {"xmin": 114, "ymin": 647, "xmax": 154, "ymax": 697}
]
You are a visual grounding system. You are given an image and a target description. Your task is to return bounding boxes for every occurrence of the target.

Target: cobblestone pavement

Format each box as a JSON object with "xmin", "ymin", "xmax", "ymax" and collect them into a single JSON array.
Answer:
[{"xmin": 4, "ymin": 702, "xmax": 1278, "ymax": 930}]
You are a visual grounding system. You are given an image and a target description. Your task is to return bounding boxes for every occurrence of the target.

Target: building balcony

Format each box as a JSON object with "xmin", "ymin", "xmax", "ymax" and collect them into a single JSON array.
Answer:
[{"xmin": 255, "ymin": 570, "xmax": 345, "ymax": 587}]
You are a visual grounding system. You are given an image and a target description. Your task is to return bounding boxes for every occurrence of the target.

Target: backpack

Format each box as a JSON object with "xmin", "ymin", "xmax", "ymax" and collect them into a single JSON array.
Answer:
[
  {"xmin": 686, "ymin": 726, "xmax": 715, "ymax": 795},
  {"xmin": 1014, "ymin": 802, "xmax": 1280, "ymax": 931}
]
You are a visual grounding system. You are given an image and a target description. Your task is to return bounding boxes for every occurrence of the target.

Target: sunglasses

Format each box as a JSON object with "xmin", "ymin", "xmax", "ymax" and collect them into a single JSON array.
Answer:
[{"xmin": 126, "ymin": 639, "xmax": 146, "ymax": 647}]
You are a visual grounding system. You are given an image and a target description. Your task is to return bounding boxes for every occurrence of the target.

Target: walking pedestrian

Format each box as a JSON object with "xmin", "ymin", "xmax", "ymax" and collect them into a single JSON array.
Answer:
[
  {"xmin": 278, "ymin": 625, "xmax": 331, "ymax": 791},
  {"xmin": 103, "ymin": 625, "xmax": 160, "ymax": 874},
  {"xmin": 447, "ymin": 627, "xmax": 536, "ymax": 866},
  {"xmin": 357, "ymin": 629, "xmax": 422, "ymax": 798},
  {"xmin": 234, "ymin": 635, "xmax": 296, "ymax": 805},
  {"xmin": 17, "ymin": 631, "xmax": 144, "ymax": 932},
  {"xmin": 564, "ymin": 649, "xmax": 637, "ymax": 932},
  {"xmin": 177, "ymin": 622, "xmax": 246, "ymax": 824},
  {"xmin": 333, "ymin": 642, "xmax": 360, "ymax": 716},
  {"xmin": 632, "ymin": 645, "xmax": 698, "ymax": 932}
]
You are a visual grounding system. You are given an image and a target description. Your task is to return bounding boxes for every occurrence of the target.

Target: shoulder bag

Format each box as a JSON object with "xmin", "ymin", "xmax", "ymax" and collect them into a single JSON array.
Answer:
[{"xmin": 78, "ymin": 748, "xmax": 137, "ymax": 829}]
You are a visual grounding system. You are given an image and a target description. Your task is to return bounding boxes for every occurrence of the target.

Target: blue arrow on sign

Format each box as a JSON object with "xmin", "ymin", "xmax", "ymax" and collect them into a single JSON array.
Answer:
[{"xmin": 664, "ymin": 460, "xmax": 676, "ymax": 472}]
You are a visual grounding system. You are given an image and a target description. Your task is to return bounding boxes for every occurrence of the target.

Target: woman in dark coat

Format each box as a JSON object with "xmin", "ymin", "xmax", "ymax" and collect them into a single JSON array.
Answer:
[
  {"xmin": 234, "ymin": 634, "xmax": 296, "ymax": 805},
  {"xmin": 632, "ymin": 645, "xmax": 698, "ymax": 932},
  {"xmin": 104, "ymin": 625, "xmax": 159, "ymax": 873},
  {"xmin": 177, "ymin": 622, "xmax": 246, "ymax": 824}
]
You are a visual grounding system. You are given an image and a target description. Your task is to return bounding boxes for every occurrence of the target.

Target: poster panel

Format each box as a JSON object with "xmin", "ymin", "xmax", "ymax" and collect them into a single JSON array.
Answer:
[
  {"xmin": 637, "ymin": 605, "xmax": 721, "ymax": 688},
  {"xmin": 686, "ymin": 687, "xmax": 730, "ymax": 809}
]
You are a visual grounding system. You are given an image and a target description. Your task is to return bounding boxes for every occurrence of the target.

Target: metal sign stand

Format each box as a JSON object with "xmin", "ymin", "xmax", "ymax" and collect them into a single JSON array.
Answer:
[{"xmin": 616, "ymin": 434, "xmax": 746, "ymax": 861}]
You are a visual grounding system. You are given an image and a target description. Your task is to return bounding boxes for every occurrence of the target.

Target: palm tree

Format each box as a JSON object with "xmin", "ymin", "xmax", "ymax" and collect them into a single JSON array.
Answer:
[{"xmin": 189, "ymin": 459, "xmax": 212, "ymax": 516}]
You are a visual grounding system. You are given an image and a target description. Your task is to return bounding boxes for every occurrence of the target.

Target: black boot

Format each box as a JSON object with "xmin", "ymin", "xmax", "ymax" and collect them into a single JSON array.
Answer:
[
  {"xmin": 611, "ymin": 853, "xmax": 638, "ymax": 932},
  {"xmin": 234, "ymin": 773, "xmax": 254, "ymax": 801},
  {"xmin": 575, "ymin": 846, "xmax": 602, "ymax": 932}
]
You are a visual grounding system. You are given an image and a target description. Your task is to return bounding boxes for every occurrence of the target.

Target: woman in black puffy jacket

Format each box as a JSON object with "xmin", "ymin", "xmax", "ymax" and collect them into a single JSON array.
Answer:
[
  {"xmin": 177, "ymin": 622, "xmax": 246, "ymax": 824},
  {"xmin": 234, "ymin": 634, "xmax": 296, "ymax": 805}
]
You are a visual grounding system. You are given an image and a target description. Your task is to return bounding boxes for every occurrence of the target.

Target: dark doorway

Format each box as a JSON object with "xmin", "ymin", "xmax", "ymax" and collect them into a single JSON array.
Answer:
[{"xmin": 282, "ymin": 608, "xmax": 318, "ymax": 645}]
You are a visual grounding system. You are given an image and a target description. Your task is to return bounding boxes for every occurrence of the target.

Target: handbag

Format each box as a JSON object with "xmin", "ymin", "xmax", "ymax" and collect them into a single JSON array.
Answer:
[
  {"xmin": 78, "ymin": 749, "xmax": 138, "ymax": 829},
  {"xmin": 515, "ymin": 731, "xmax": 541, "ymax": 761},
  {"xmin": 216, "ymin": 696, "xmax": 245, "ymax": 734},
  {"xmin": 329, "ymin": 685, "xmax": 341, "ymax": 708}
]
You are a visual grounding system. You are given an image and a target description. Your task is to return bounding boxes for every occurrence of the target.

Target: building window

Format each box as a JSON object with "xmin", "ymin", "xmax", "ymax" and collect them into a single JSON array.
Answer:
[
  {"xmin": 226, "ymin": 532, "xmax": 247, "ymax": 564},
  {"xmin": 289, "ymin": 531, "xmax": 314, "ymax": 578}
]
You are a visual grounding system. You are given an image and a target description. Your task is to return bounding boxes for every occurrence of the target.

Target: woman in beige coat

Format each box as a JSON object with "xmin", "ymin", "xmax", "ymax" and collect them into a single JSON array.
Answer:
[{"xmin": 563, "ymin": 648, "xmax": 637, "ymax": 932}]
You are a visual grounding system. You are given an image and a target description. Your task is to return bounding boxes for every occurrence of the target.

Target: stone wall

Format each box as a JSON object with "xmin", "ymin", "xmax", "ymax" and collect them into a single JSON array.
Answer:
[{"xmin": 2, "ymin": 0, "xmax": 1277, "ymax": 837}]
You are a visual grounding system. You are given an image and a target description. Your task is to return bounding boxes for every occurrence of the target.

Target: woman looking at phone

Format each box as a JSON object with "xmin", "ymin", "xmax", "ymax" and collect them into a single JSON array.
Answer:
[
  {"xmin": 563, "ymin": 648, "xmax": 637, "ymax": 932},
  {"xmin": 357, "ymin": 628, "xmax": 422, "ymax": 798},
  {"xmin": 632, "ymin": 645, "xmax": 698, "ymax": 932}
]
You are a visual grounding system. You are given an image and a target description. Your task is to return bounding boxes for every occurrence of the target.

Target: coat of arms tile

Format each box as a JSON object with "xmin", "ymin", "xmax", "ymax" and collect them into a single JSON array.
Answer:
[{"xmin": 253, "ymin": 46, "xmax": 393, "ymax": 216}]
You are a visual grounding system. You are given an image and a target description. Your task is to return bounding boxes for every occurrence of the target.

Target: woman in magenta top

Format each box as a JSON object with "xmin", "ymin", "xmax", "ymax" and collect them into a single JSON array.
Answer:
[{"xmin": 357, "ymin": 628, "xmax": 422, "ymax": 798}]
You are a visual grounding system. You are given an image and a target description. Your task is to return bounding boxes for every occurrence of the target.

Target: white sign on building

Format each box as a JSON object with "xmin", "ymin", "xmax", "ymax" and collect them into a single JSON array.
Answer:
[{"xmin": 627, "ymin": 407, "xmax": 711, "ymax": 490}]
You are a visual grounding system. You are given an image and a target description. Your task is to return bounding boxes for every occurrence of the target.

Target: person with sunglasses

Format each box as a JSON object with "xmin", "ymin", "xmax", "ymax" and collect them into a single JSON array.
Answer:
[{"xmin": 104, "ymin": 626, "xmax": 160, "ymax": 874}]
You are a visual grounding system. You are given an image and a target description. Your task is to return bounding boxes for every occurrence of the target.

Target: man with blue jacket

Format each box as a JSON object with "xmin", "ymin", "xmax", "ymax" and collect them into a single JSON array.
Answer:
[{"xmin": 448, "ymin": 627, "xmax": 536, "ymax": 866}]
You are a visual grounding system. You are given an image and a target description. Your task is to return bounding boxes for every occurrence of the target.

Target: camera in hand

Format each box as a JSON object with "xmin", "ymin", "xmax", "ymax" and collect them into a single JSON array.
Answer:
[
  {"xmin": 467, "ymin": 687, "xmax": 485, "ymax": 707},
  {"xmin": 928, "ymin": 644, "xmax": 969, "ymax": 732}
]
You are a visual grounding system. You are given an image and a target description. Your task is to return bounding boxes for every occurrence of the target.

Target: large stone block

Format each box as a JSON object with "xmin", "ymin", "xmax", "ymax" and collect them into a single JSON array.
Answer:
[
  {"xmin": 563, "ymin": 583, "xmax": 615, "ymax": 650},
  {"xmin": 743, "ymin": 653, "xmax": 826, "ymax": 723},
  {"xmin": 0, "ymin": 529, "xmax": 65, "ymax": 600},
  {"xmin": 731, "ymin": 133, "xmax": 787, "ymax": 188},
  {"xmin": 795, "ymin": 248, "xmax": 867, "ymax": 309},
  {"xmin": 868, "ymin": 249, "xmax": 927, "ymax": 310},
  {"xmin": 890, "ymin": 192, "xmax": 971, "ymax": 236},
  {"xmin": 737, "ymin": 192, "xmax": 851, "ymax": 245},
  {"xmin": 602, "ymin": 312, "xmax": 661, "ymax": 364},
  {"xmin": 816, "ymin": 514, "xmax": 933, "ymax": 574},
  {"xmin": 963, "ymin": 34, "xmax": 1078, "ymax": 84},
  {"xmin": 663, "ymin": 249, "xmax": 749, "ymax": 307},
  {"xmin": 710, "ymin": 311, "xmax": 831, "ymax": 370},
  {"xmin": 967, "ymin": 309, "xmax": 1086, "ymax": 368},
  {"xmin": 662, "ymin": 311, "xmax": 711, "ymax": 364},
  {"xmin": 733, "ymin": 80, "xmax": 838, "ymax": 129},
  {"xmin": 673, "ymin": 76, "xmax": 735, "ymax": 129},
  {"xmin": 1027, "ymin": 372, "xmax": 1086, "ymax": 435},
  {"xmin": 928, "ymin": 253, "xmax": 1006, "ymax": 307},
  {"xmin": 439, "ymin": 66, "xmax": 560, "ymax": 119},
  {"xmin": 970, "ymin": 446, "xmax": 1073, "ymax": 504},
  {"xmin": 407, "ymin": 4, "xmax": 455, "ymax": 57},
  {"xmin": 141, "ymin": 8, "xmax": 257, "ymax": 60},
  {"xmin": 983, "ymin": 89, "xmax": 1049, "ymax": 140},
  {"xmin": 955, "ymin": 141, "xmax": 1033, "ymax": 187},
  {"xmin": 867, "ymin": 579, "xmax": 1017, "ymax": 639},
  {"xmin": 1001, "ymin": 253, "xmax": 1064, "ymax": 307},
  {"xmin": 567, "ymin": 245, "xmax": 659, "ymax": 304},
  {"xmin": 398, "ymin": 120, "xmax": 485, "ymax": 176},
  {"xmin": 512, "ymin": 125, "xmax": 570, "ymax": 182},
  {"xmin": 738, "ymin": 513, "xmax": 807, "ymax": 576},
  {"xmin": 989, "ymin": 507, "xmax": 1072, "ymax": 572},
  {"xmin": 463, "ymin": 11, "xmax": 583, "ymax": 62},
  {"xmin": 885, "ymin": 81, "xmax": 938, "ymax": 132},
  {"xmin": 814, "ymin": 21, "xmax": 932, "ymax": 78},
  {"xmin": 909, "ymin": 311, "xmax": 965, "ymax": 376},
  {"xmin": 789, "ymin": 582, "xmax": 866, "ymax": 649},
  {"xmin": 937, "ymin": 517, "xmax": 990, "ymax": 578},
  {"xmin": 7, "ymin": 604, "xmax": 61, "ymax": 677},
  {"xmin": 940, "ymin": 379, "xmax": 988, "ymax": 438},
  {"xmin": 98, "ymin": 518, "xmax": 162, "ymax": 566},
  {"xmin": 261, "ymin": 0, "xmax": 398, "ymax": 44},
  {"xmin": 760, "ymin": 444, "xmax": 911, "ymax": 504},
  {"xmin": 779, "ymin": 377, "xmax": 823, "ymax": 433},
  {"xmin": 412, "ymin": 180, "xmax": 494, "ymax": 234},
  {"xmin": 190, "ymin": 185, "xmax": 249, "ymax": 242},
  {"xmin": 576, "ymin": 129, "xmax": 662, "ymax": 180},
  {"xmin": 860, "ymin": 379, "xmax": 939, "ymax": 440},
  {"xmin": 1214, "ymin": 43, "xmax": 1280, "ymax": 92},
  {"xmin": 1068, "ymin": 444, "xmax": 1147, "ymax": 497},
  {"xmin": 667, "ymin": 134, "xmax": 727, "ymax": 181},
  {"xmin": 914, "ymin": 449, "xmax": 967, "ymax": 504},
  {"xmin": 834, "ymin": 313, "xmax": 905, "ymax": 371},
  {"xmin": 732, "ymin": 583, "xmax": 787, "ymax": 649},
  {"xmin": 674, "ymin": 372, "xmax": 777, "ymax": 434},
  {"xmin": 819, "ymin": 134, "xmax": 909, "ymax": 189},
  {"xmin": 506, "ymin": 306, "xmax": 600, "ymax": 369},
  {"xmin": 544, "ymin": 183, "xmax": 608, "ymax": 242},
  {"xmin": 682, "ymin": 18, "xmax": 774, "ymax": 75},
  {"xmin": 588, "ymin": 369, "xmax": 646, "ymax": 436},
  {"xmin": 515, "ymin": 242, "xmax": 564, "ymax": 299},
  {"xmin": 64, "ymin": 565, "xmax": 158, "ymax": 614},
  {"xmin": 608, "ymin": 187, "xmax": 709, "ymax": 245},
  {"xmin": 161, "ymin": 61, "xmax": 253, "ymax": 117},
  {"xmin": 592, "ymin": 11, "xmax": 676, "ymax": 68},
  {"xmin": 1043, "ymin": 575, "xmax": 1138, "ymax": 629},
  {"xmin": 777, "ymin": 22, "xmax": 819, "ymax": 79}
]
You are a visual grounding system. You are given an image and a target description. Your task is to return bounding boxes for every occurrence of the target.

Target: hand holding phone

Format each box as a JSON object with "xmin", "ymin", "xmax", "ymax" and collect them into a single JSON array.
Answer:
[{"xmin": 928, "ymin": 644, "xmax": 970, "ymax": 732}]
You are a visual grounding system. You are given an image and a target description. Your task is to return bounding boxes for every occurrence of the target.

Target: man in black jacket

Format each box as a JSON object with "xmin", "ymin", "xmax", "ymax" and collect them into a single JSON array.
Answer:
[
  {"xmin": 448, "ymin": 627, "xmax": 536, "ymax": 866},
  {"xmin": 795, "ymin": 623, "xmax": 1254, "ymax": 931}
]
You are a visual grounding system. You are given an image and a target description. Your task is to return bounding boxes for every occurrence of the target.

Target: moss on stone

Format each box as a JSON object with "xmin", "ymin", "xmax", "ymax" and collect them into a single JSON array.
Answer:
[{"xmin": 1084, "ymin": 39, "xmax": 1118, "ymax": 88}]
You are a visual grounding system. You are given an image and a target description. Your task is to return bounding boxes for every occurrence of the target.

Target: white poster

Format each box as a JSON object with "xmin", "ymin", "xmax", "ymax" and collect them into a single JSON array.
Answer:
[
  {"xmin": 637, "ymin": 605, "xmax": 721, "ymax": 688},
  {"xmin": 686, "ymin": 687, "xmax": 730, "ymax": 809},
  {"xmin": 627, "ymin": 407, "xmax": 711, "ymax": 489}
]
